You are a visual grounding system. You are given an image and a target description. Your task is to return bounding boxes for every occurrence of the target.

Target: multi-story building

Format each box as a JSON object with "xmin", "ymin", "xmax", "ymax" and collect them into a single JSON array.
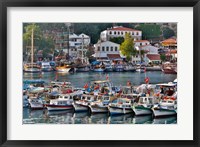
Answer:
[
  {"xmin": 100, "ymin": 26, "xmax": 142, "ymax": 41},
  {"xmin": 93, "ymin": 41, "xmax": 121, "ymax": 59},
  {"xmin": 134, "ymin": 40, "xmax": 150, "ymax": 47},
  {"xmin": 54, "ymin": 32, "xmax": 90, "ymax": 58}
]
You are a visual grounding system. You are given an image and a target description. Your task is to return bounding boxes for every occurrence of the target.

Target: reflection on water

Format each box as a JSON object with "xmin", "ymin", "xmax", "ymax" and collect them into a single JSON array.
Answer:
[
  {"xmin": 153, "ymin": 116, "xmax": 177, "ymax": 124},
  {"xmin": 23, "ymin": 108, "xmax": 177, "ymax": 124},
  {"xmin": 133, "ymin": 115, "xmax": 153, "ymax": 124}
]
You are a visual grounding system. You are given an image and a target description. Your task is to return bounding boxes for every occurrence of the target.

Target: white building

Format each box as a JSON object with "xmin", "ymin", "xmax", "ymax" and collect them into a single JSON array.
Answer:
[
  {"xmin": 100, "ymin": 26, "xmax": 142, "ymax": 41},
  {"xmin": 134, "ymin": 40, "xmax": 150, "ymax": 47},
  {"xmin": 56, "ymin": 33, "xmax": 90, "ymax": 57},
  {"xmin": 144, "ymin": 54, "xmax": 161, "ymax": 65},
  {"xmin": 139, "ymin": 45, "xmax": 159, "ymax": 54},
  {"xmin": 93, "ymin": 41, "xmax": 120, "ymax": 59}
]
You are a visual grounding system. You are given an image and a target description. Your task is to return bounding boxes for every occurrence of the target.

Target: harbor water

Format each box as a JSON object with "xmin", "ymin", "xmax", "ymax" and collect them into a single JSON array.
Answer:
[
  {"xmin": 23, "ymin": 71, "xmax": 177, "ymax": 124},
  {"xmin": 23, "ymin": 71, "xmax": 177, "ymax": 87}
]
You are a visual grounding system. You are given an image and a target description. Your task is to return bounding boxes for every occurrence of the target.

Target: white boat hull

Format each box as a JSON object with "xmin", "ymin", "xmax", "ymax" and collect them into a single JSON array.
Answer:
[
  {"xmin": 132, "ymin": 106, "xmax": 152, "ymax": 115},
  {"xmin": 152, "ymin": 108, "xmax": 177, "ymax": 117},
  {"xmin": 73, "ymin": 103, "xmax": 88, "ymax": 112},
  {"xmin": 56, "ymin": 68, "xmax": 71, "ymax": 73},
  {"xmin": 47, "ymin": 105, "xmax": 73, "ymax": 111},
  {"xmin": 24, "ymin": 68, "xmax": 41, "ymax": 73},
  {"xmin": 136, "ymin": 69, "xmax": 145, "ymax": 72},
  {"xmin": 89, "ymin": 105, "xmax": 108, "ymax": 113},
  {"xmin": 93, "ymin": 68, "xmax": 105, "ymax": 72},
  {"xmin": 109, "ymin": 106, "xmax": 133, "ymax": 115},
  {"xmin": 29, "ymin": 102, "xmax": 43, "ymax": 109}
]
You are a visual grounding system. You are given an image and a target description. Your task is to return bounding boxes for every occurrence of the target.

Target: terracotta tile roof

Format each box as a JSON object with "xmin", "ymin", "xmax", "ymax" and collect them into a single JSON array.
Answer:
[
  {"xmin": 166, "ymin": 50, "xmax": 177, "ymax": 54},
  {"xmin": 161, "ymin": 38, "xmax": 177, "ymax": 44},
  {"xmin": 109, "ymin": 26, "xmax": 141, "ymax": 32},
  {"xmin": 107, "ymin": 54, "xmax": 121, "ymax": 59},
  {"xmin": 146, "ymin": 54, "xmax": 161, "ymax": 61}
]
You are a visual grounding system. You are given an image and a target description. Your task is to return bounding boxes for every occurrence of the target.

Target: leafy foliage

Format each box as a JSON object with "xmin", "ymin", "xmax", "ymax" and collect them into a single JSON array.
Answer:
[
  {"xmin": 120, "ymin": 33, "xmax": 136, "ymax": 61},
  {"xmin": 110, "ymin": 37, "xmax": 124, "ymax": 45},
  {"xmin": 73, "ymin": 23, "xmax": 113, "ymax": 44},
  {"xmin": 163, "ymin": 27, "xmax": 175, "ymax": 39},
  {"xmin": 160, "ymin": 54, "xmax": 166, "ymax": 61},
  {"xmin": 23, "ymin": 23, "xmax": 55, "ymax": 59},
  {"xmin": 136, "ymin": 24, "xmax": 162, "ymax": 39}
]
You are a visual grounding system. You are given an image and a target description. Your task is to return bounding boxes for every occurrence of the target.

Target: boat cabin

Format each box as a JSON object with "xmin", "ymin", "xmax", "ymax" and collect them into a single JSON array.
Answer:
[
  {"xmin": 81, "ymin": 94, "xmax": 96, "ymax": 102},
  {"xmin": 49, "ymin": 98, "xmax": 72, "ymax": 105}
]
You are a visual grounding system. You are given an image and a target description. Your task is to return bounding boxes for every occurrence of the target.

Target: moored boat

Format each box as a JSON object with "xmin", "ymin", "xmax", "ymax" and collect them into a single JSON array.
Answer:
[
  {"xmin": 73, "ymin": 94, "xmax": 96, "ymax": 112},
  {"xmin": 76, "ymin": 64, "xmax": 90, "ymax": 72},
  {"xmin": 108, "ymin": 98, "xmax": 133, "ymax": 115},
  {"xmin": 136, "ymin": 64, "xmax": 146, "ymax": 72},
  {"xmin": 113, "ymin": 64, "xmax": 124, "ymax": 72},
  {"xmin": 152, "ymin": 98, "xmax": 177, "ymax": 117},
  {"xmin": 41, "ymin": 62, "xmax": 53, "ymax": 72},
  {"xmin": 28, "ymin": 97, "xmax": 44, "ymax": 109},
  {"xmin": 132, "ymin": 96, "xmax": 159, "ymax": 116},
  {"xmin": 56, "ymin": 65, "xmax": 71, "ymax": 73},
  {"xmin": 89, "ymin": 95, "xmax": 111, "ymax": 113},
  {"xmin": 46, "ymin": 94, "xmax": 74, "ymax": 111},
  {"xmin": 23, "ymin": 63, "xmax": 41, "ymax": 73}
]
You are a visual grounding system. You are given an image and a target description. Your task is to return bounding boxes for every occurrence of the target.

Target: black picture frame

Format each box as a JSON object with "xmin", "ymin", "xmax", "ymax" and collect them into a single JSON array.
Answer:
[{"xmin": 0, "ymin": 0, "xmax": 199, "ymax": 146}]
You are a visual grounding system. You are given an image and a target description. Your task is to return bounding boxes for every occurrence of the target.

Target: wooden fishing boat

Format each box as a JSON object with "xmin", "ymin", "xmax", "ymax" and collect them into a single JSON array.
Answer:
[
  {"xmin": 46, "ymin": 94, "xmax": 74, "ymax": 111},
  {"xmin": 108, "ymin": 98, "xmax": 133, "ymax": 115}
]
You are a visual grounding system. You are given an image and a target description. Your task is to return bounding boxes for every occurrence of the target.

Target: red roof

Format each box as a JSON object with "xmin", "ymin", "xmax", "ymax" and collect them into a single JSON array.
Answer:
[
  {"xmin": 146, "ymin": 54, "xmax": 161, "ymax": 61},
  {"xmin": 161, "ymin": 38, "xmax": 177, "ymax": 44},
  {"xmin": 109, "ymin": 26, "xmax": 140, "ymax": 32},
  {"xmin": 107, "ymin": 54, "xmax": 121, "ymax": 59}
]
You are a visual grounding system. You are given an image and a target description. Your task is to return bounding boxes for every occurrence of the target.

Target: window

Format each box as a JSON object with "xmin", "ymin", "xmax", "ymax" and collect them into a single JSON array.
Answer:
[
  {"xmin": 140, "ymin": 43, "xmax": 142, "ymax": 46},
  {"xmin": 118, "ymin": 31, "xmax": 120, "ymax": 35},
  {"xmin": 121, "ymin": 32, "xmax": 123, "ymax": 35},
  {"xmin": 115, "ymin": 47, "xmax": 118, "ymax": 51},
  {"xmin": 114, "ymin": 31, "xmax": 116, "ymax": 35},
  {"xmin": 97, "ymin": 46, "xmax": 100, "ymax": 51},
  {"xmin": 110, "ymin": 47, "xmax": 113, "ymax": 51},
  {"xmin": 109, "ymin": 31, "xmax": 112, "ymax": 35},
  {"xmin": 132, "ymin": 32, "xmax": 134, "ymax": 35},
  {"xmin": 136, "ymin": 32, "xmax": 139, "ymax": 35},
  {"xmin": 106, "ymin": 46, "xmax": 109, "ymax": 51},
  {"xmin": 102, "ymin": 46, "xmax": 105, "ymax": 51}
]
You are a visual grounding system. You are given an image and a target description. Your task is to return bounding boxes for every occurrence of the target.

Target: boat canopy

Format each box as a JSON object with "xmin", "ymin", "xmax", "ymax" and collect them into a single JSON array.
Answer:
[
  {"xmin": 23, "ymin": 79, "xmax": 45, "ymax": 84},
  {"xmin": 156, "ymin": 83, "xmax": 176, "ymax": 87},
  {"xmin": 91, "ymin": 61, "xmax": 100, "ymax": 65},
  {"xmin": 91, "ymin": 80, "xmax": 110, "ymax": 84}
]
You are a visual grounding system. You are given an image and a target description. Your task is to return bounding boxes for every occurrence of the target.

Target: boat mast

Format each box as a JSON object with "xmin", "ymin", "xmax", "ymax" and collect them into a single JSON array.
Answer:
[
  {"xmin": 31, "ymin": 28, "xmax": 34, "ymax": 66},
  {"xmin": 82, "ymin": 35, "xmax": 84, "ymax": 63}
]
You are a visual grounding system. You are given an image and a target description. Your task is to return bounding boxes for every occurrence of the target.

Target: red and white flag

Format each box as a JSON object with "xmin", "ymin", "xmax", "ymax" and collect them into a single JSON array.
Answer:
[
  {"xmin": 83, "ymin": 83, "xmax": 89, "ymax": 89},
  {"xmin": 144, "ymin": 77, "xmax": 149, "ymax": 84}
]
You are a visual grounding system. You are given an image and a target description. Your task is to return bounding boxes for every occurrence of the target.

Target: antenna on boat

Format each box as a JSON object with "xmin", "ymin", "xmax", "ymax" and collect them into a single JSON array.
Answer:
[{"xmin": 31, "ymin": 27, "xmax": 34, "ymax": 67}]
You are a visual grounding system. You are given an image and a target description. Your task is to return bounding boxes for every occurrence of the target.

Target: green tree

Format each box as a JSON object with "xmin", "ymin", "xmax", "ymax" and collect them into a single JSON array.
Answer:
[
  {"xmin": 110, "ymin": 37, "xmax": 124, "ymax": 45},
  {"xmin": 23, "ymin": 23, "xmax": 42, "ymax": 47},
  {"xmin": 163, "ymin": 27, "xmax": 175, "ymax": 39},
  {"xmin": 136, "ymin": 24, "xmax": 162, "ymax": 40},
  {"xmin": 120, "ymin": 33, "xmax": 136, "ymax": 61},
  {"xmin": 160, "ymin": 54, "xmax": 166, "ymax": 61},
  {"xmin": 23, "ymin": 23, "xmax": 55, "ymax": 59}
]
